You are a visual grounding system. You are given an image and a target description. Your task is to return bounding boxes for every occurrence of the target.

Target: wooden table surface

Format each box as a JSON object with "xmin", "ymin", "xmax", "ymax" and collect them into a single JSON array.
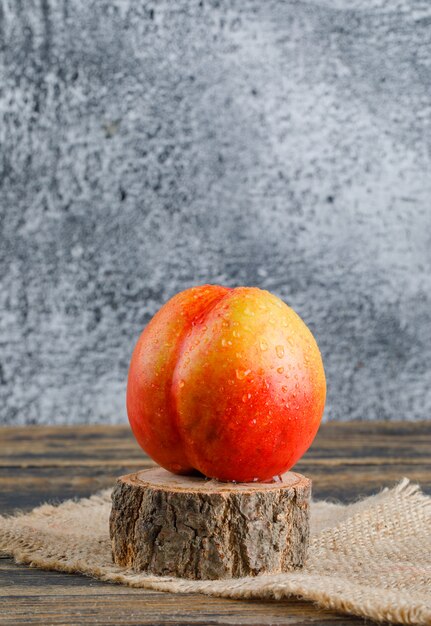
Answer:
[{"xmin": 1, "ymin": 421, "xmax": 430, "ymax": 625}]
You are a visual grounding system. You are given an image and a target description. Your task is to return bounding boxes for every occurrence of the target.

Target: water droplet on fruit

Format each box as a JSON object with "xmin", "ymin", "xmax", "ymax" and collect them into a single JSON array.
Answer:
[
  {"xmin": 221, "ymin": 338, "xmax": 227, "ymax": 347},
  {"xmin": 276, "ymin": 345, "xmax": 284, "ymax": 358},
  {"xmin": 259, "ymin": 339, "xmax": 268, "ymax": 351},
  {"xmin": 232, "ymin": 330, "xmax": 240, "ymax": 338},
  {"xmin": 242, "ymin": 393, "xmax": 252, "ymax": 403},
  {"xmin": 277, "ymin": 366, "xmax": 284, "ymax": 374},
  {"xmin": 236, "ymin": 368, "xmax": 251, "ymax": 380},
  {"xmin": 222, "ymin": 320, "xmax": 229, "ymax": 328},
  {"xmin": 179, "ymin": 380, "xmax": 185, "ymax": 388},
  {"xmin": 287, "ymin": 336, "xmax": 294, "ymax": 347},
  {"xmin": 282, "ymin": 385, "xmax": 288, "ymax": 393},
  {"xmin": 244, "ymin": 307, "xmax": 254, "ymax": 316}
]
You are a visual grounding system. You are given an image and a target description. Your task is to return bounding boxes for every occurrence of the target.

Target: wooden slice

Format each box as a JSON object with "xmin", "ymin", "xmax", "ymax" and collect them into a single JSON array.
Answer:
[{"xmin": 109, "ymin": 467, "xmax": 311, "ymax": 580}]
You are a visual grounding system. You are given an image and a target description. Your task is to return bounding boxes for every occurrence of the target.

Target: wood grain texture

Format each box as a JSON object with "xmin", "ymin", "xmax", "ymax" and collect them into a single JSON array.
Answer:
[
  {"xmin": 0, "ymin": 558, "xmax": 363, "ymax": 626},
  {"xmin": 110, "ymin": 469, "xmax": 310, "ymax": 579},
  {"xmin": 1, "ymin": 421, "xmax": 430, "ymax": 624}
]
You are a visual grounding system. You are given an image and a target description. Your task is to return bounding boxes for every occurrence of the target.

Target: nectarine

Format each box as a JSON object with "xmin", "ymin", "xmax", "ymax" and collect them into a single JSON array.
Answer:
[{"xmin": 127, "ymin": 285, "xmax": 326, "ymax": 482}]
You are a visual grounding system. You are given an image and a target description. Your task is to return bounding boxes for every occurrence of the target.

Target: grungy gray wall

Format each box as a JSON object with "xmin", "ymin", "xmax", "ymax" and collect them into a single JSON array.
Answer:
[{"xmin": 1, "ymin": 0, "xmax": 430, "ymax": 425}]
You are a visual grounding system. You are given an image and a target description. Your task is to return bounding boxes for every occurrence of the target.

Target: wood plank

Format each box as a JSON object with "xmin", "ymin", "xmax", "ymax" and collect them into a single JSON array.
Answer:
[
  {"xmin": 1, "ymin": 460, "xmax": 429, "ymax": 513},
  {"xmin": 1, "ymin": 421, "xmax": 430, "ymax": 464},
  {"xmin": 0, "ymin": 559, "xmax": 367, "ymax": 625},
  {"xmin": 1, "ymin": 422, "xmax": 429, "ymax": 513},
  {"xmin": 1, "ymin": 422, "xmax": 430, "ymax": 625}
]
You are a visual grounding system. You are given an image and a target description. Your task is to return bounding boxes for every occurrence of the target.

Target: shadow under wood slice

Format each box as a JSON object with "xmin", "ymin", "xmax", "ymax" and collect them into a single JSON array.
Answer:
[{"xmin": 109, "ymin": 467, "xmax": 311, "ymax": 580}]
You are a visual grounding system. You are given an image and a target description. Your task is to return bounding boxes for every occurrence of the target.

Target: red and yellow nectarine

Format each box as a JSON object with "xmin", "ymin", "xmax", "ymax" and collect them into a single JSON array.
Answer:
[{"xmin": 127, "ymin": 285, "xmax": 326, "ymax": 482}]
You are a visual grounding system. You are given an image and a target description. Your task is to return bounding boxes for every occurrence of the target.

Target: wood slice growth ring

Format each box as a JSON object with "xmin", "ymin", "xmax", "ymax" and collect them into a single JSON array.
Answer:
[{"xmin": 110, "ymin": 467, "xmax": 311, "ymax": 580}]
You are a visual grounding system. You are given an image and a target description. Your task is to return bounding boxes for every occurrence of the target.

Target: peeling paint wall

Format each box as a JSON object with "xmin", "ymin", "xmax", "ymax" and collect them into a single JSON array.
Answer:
[{"xmin": 1, "ymin": 0, "xmax": 430, "ymax": 424}]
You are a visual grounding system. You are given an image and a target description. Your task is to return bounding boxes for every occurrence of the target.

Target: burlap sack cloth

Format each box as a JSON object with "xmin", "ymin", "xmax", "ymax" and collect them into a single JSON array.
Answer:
[{"xmin": 1, "ymin": 478, "xmax": 430, "ymax": 625}]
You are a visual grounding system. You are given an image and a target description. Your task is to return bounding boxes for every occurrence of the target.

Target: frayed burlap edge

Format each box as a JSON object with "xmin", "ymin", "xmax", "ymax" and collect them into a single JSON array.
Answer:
[{"xmin": 1, "ymin": 479, "xmax": 430, "ymax": 625}]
